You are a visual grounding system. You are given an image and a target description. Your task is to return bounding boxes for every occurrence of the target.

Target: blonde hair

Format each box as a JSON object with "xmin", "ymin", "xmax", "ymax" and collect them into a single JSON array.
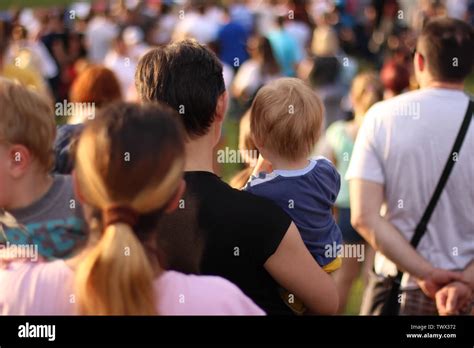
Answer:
[
  {"xmin": 311, "ymin": 26, "xmax": 339, "ymax": 57},
  {"xmin": 238, "ymin": 110, "xmax": 259, "ymax": 166},
  {"xmin": 74, "ymin": 102, "xmax": 185, "ymax": 315},
  {"xmin": 230, "ymin": 110, "xmax": 259, "ymax": 189},
  {"xmin": 0, "ymin": 78, "xmax": 55, "ymax": 172},
  {"xmin": 250, "ymin": 78, "xmax": 324, "ymax": 161},
  {"xmin": 350, "ymin": 72, "xmax": 384, "ymax": 115}
]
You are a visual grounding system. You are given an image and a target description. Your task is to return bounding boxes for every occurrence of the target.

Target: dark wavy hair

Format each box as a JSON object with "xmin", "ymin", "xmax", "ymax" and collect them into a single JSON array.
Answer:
[{"xmin": 135, "ymin": 40, "xmax": 226, "ymax": 138}]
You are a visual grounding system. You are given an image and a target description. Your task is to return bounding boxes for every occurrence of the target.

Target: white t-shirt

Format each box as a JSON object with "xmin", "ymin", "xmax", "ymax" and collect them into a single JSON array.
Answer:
[
  {"xmin": 232, "ymin": 60, "xmax": 281, "ymax": 98},
  {"xmin": 172, "ymin": 12, "xmax": 220, "ymax": 44},
  {"xmin": 104, "ymin": 51, "xmax": 137, "ymax": 97},
  {"xmin": 285, "ymin": 21, "xmax": 311, "ymax": 58},
  {"xmin": 222, "ymin": 63, "xmax": 235, "ymax": 92},
  {"xmin": 85, "ymin": 16, "xmax": 119, "ymax": 63},
  {"xmin": 346, "ymin": 88, "xmax": 474, "ymax": 287},
  {"xmin": 0, "ymin": 260, "xmax": 265, "ymax": 315}
]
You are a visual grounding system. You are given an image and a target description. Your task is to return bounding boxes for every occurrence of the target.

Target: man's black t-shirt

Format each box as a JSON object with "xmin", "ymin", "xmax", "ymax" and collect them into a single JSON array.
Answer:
[{"xmin": 156, "ymin": 171, "xmax": 293, "ymax": 315}]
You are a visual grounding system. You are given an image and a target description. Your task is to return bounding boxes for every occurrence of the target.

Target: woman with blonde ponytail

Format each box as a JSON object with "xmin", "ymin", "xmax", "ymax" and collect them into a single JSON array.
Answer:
[{"xmin": 0, "ymin": 102, "xmax": 264, "ymax": 316}]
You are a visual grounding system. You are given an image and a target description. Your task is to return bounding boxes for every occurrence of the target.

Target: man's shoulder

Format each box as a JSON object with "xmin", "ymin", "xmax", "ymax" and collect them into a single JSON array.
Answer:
[
  {"xmin": 368, "ymin": 89, "xmax": 420, "ymax": 112},
  {"xmin": 368, "ymin": 88, "xmax": 467, "ymax": 117},
  {"xmin": 219, "ymin": 177, "xmax": 288, "ymax": 210}
]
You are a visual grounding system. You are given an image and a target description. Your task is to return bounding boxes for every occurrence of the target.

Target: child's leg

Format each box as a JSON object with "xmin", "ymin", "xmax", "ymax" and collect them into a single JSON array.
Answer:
[
  {"xmin": 279, "ymin": 257, "xmax": 342, "ymax": 315},
  {"xmin": 278, "ymin": 288, "xmax": 307, "ymax": 315}
]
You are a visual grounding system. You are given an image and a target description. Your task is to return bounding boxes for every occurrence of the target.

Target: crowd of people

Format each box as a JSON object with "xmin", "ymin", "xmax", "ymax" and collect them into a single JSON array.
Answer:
[{"xmin": 0, "ymin": 0, "xmax": 473, "ymax": 316}]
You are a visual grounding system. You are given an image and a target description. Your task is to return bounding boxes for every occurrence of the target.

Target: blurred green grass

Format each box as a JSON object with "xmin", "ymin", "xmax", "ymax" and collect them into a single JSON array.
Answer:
[
  {"xmin": 345, "ymin": 277, "xmax": 364, "ymax": 315},
  {"xmin": 0, "ymin": 0, "xmax": 82, "ymax": 9},
  {"xmin": 466, "ymin": 73, "xmax": 474, "ymax": 94}
]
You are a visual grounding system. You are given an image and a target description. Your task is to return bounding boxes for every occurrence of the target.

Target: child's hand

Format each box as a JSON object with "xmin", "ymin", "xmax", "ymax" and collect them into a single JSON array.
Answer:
[{"xmin": 252, "ymin": 155, "xmax": 273, "ymax": 177}]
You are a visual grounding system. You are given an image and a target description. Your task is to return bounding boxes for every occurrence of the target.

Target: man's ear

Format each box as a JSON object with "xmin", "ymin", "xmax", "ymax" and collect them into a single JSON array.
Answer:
[
  {"xmin": 164, "ymin": 179, "xmax": 186, "ymax": 214},
  {"xmin": 72, "ymin": 170, "xmax": 87, "ymax": 204},
  {"xmin": 8, "ymin": 145, "xmax": 31, "ymax": 179},
  {"xmin": 416, "ymin": 52, "xmax": 425, "ymax": 72},
  {"xmin": 214, "ymin": 91, "xmax": 229, "ymax": 123}
]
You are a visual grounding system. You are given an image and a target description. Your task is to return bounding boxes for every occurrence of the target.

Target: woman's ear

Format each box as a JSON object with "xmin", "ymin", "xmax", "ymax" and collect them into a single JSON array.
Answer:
[
  {"xmin": 72, "ymin": 170, "xmax": 87, "ymax": 204},
  {"xmin": 164, "ymin": 179, "xmax": 186, "ymax": 214}
]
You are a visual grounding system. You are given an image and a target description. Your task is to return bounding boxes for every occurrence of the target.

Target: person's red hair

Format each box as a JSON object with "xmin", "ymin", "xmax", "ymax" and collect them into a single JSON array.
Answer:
[
  {"xmin": 70, "ymin": 65, "xmax": 122, "ymax": 107},
  {"xmin": 380, "ymin": 59, "xmax": 410, "ymax": 96}
]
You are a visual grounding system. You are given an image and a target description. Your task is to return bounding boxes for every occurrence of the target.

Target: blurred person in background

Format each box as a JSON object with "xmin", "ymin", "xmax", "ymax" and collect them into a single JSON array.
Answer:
[
  {"xmin": 227, "ymin": 0, "xmax": 254, "ymax": 34},
  {"xmin": 284, "ymin": 0, "xmax": 313, "ymax": 59},
  {"xmin": 104, "ymin": 28, "xmax": 143, "ymax": 100},
  {"xmin": 232, "ymin": 35, "xmax": 281, "ymax": 107},
  {"xmin": 250, "ymin": 0, "xmax": 279, "ymax": 36},
  {"xmin": 217, "ymin": 6, "xmax": 249, "ymax": 72},
  {"xmin": 207, "ymin": 41, "xmax": 235, "ymax": 93},
  {"xmin": 444, "ymin": 0, "xmax": 470, "ymax": 20},
  {"xmin": 367, "ymin": 0, "xmax": 402, "ymax": 61},
  {"xmin": 6, "ymin": 24, "xmax": 57, "ymax": 81},
  {"xmin": 34, "ymin": 9, "xmax": 87, "ymax": 103},
  {"xmin": 122, "ymin": 26, "xmax": 150, "ymax": 62},
  {"xmin": 0, "ymin": 30, "xmax": 49, "ymax": 96},
  {"xmin": 268, "ymin": 15, "xmax": 302, "ymax": 77},
  {"xmin": 53, "ymin": 65, "xmax": 122, "ymax": 175},
  {"xmin": 40, "ymin": 11, "xmax": 70, "ymax": 101},
  {"xmin": 229, "ymin": 110, "xmax": 259, "ymax": 190},
  {"xmin": 68, "ymin": 65, "xmax": 122, "ymax": 124},
  {"xmin": 412, "ymin": 0, "xmax": 447, "ymax": 33},
  {"xmin": 85, "ymin": 4, "xmax": 118, "ymax": 63},
  {"xmin": 304, "ymin": 25, "xmax": 347, "ymax": 127},
  {"xmin": 172, "ymin": 1, "xmax": 221, "ymax": 44},
  {"xmin": 380, "ymin": 58, "xmax": 411, "ymax": 99},
  {"xmin": 154, "ymin": 2, "xmax": 177, "ymax": 45},
  {"xmin": 324, "ymin": 72, "xmax": 384, "ymax": 314}
]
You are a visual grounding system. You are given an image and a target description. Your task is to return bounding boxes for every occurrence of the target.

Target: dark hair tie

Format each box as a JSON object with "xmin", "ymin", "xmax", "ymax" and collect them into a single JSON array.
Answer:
[{"xmin": 102, "ymin": 205, "xmax": 139, "ymax": 228}]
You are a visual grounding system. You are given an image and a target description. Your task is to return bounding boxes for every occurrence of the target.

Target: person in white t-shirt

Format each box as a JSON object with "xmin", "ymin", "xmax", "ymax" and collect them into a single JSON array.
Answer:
[
  {"xmin": 232, "ymin": 35, "xmax": 281, "ymax": 104},
  {"xmin": 172, "ymin": 4, "xmax": 221, "ymax": 44},
  {"xmin": 85, "ymin": 13, "xmax": 118, "ymax": 64},
  {"xmin": 347, "ymin": 17, "xmax": 473, "ymax": 315}
]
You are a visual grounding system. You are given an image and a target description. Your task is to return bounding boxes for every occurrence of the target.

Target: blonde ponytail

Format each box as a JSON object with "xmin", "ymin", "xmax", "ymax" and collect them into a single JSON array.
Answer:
[
  {"xmin": 73, "ymin": 102, "xmax": 185, "ymax": 315},
  {"xmin": 75, "ymin": 223, "xmax": 156, "ymax": 315},
  {"xmin": 351, "ymin": 72, "xmax": 384, "ymax": 115}
]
